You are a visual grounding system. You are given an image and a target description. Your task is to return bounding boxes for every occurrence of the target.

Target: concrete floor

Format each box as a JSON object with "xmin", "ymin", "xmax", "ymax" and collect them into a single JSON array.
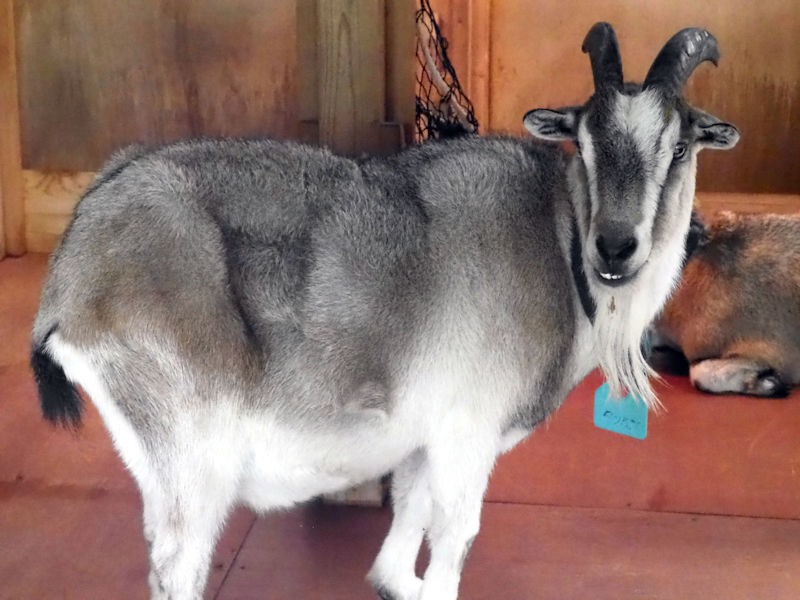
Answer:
[{"xmin": 2, "ymin": 253, "xmax": 800, "ymax": 599}]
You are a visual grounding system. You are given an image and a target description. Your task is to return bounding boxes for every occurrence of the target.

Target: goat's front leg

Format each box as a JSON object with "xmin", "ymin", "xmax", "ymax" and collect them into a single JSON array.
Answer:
[
  {"xmin": 368, "ymin": 450, "xmax": 431, "ymax": 600},
  {"xmin": 418, "ymin": 428, "xmax": 497, "ymax": 600}
]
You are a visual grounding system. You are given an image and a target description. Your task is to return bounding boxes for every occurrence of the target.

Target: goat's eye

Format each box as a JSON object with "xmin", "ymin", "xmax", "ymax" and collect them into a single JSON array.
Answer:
[{"xmin": 673, "ymin": 142, "xmax": 687, "ymax": 160}]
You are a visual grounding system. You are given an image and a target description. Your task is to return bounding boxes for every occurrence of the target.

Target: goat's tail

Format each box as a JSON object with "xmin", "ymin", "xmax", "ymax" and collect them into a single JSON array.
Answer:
[{"xmin": 30, "ymin": 327, "xmax": 83, "ymax": 428}]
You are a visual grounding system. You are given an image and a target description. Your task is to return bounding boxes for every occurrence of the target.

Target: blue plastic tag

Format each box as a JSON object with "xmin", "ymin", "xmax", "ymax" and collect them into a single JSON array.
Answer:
[{"xmin": 593, "ymin": 382, "xmax": 648, "ymax": 439}]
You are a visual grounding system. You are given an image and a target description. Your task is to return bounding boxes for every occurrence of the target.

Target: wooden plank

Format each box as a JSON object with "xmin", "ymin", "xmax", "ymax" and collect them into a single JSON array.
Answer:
[
  {"xmin": 25, "ymin": 230, "xmax": 62, "ymax": 254},
  {"xmin": 488, "ymin": 0, "xmax": 800, "ymax": 193},
  {"xmin": 696, "ymin": 192, "xmax": 800, "ymax": 216},
  {"xmin": 25, "ymin": 212, "xmax": 73, "ymax": 236},
  {"xmin": 23, "ymin": 170, "xmax": 94, "ymax": 215},
  {"xmin": 0, "ymin": 0, "xmax": 24, "ymax": 256},
  {"xmin": 15, "ymin": 0, "xmax": 299, "ymax": 171},
  {"xmin": 385, "ymin": 0, "xmax": 416, "ymax": 145},
  {"xmin": 317, "ymin": 0, "xmax": 386, "ymax": 155},
  {"xmin": 467, "ymin": 0, "xmax": 491, "ymax": 131},
  {"xmin": 205, "ymin": 502, "xmax": 800, "ymax": 597},
  {"xmin": 0, "ymin": 166, "xmax": 4, "ymax": 257},
  {"xmin": 489, "ymin": 371, "xmax": 800, "ymax": 519},
  {"xmin": 296, "ymin": 0, "xmax": 320, "ymax": 145},
  {"xmin": 22, "ymin": 170, "xmax": 93, "ymax": 253}
]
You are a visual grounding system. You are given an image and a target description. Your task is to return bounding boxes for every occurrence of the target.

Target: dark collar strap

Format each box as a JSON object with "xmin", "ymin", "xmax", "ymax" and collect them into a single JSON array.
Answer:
[{"xmin": 571, "ymin": 217, "xmax": 596, "ymax": 324}]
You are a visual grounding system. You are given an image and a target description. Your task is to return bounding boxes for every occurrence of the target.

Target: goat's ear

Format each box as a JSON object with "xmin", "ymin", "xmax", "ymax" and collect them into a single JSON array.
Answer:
[
  {"xmin": 692, "ymin": 111, "xmax": 740, "ymax": 150},
  {"xmin": 523, "ymin": 108, "xmax": 579, "ymax": 141}
]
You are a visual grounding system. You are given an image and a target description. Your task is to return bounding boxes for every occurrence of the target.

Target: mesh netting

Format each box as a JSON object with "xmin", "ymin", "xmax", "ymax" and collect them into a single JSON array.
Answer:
[{"xmin": 415, "ymin": 0, "xmax": 479, "ymax": 141}]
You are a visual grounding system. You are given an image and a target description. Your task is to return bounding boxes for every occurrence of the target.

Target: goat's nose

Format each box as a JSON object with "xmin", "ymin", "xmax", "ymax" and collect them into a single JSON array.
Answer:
[{"xmin": 596, "ymin": 233, "xmax": 638, "ymax": 265}]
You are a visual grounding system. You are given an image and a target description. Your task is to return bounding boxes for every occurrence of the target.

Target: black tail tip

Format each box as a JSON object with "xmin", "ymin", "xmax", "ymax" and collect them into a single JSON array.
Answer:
[{"xmin": 30, "ymin": 340, "xmax": 83, "ymax": 429}]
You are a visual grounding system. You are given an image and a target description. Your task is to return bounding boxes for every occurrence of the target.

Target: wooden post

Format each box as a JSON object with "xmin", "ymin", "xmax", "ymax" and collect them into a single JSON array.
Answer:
[
  {"xmin": 317, "ymin": 0, "xmax": 386, "ymax": 155},
  {"xmin": 467, "ymin": 0, "xmax": 491, "ymax": 132},
  {"xmin": 297, "ymin": 0, "xmax": 321, "ymax": 145},
  {"xmin": 0, "ymin": 0, "xmax": 24, "ymax": 257},
  {"xmin": 385, "ymin": 0, "xmax": 416, "ymax": 146},
  {"xmin": 0, "ymin": 156, "xmax": 4, "ymax": 258}
]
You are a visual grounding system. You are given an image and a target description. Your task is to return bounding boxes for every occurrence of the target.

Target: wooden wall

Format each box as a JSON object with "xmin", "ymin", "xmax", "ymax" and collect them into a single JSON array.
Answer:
[
  {"xmin": 2, "ymin": 0, "xmax": 799, "ymax": 257},
  {"xmin": 1, "ymin": 0, "xmax": 23, "ymax": 256},
  {"xmin": 436, "ymin": 0, "xmax": 800, "ymax": 197},
  {"xmin": 16, "ymin": 0, "xmax": 300, "ymax": 172},
  {"xmin": 2, "ymin": 0, "xmax": 416, "ymax": 256}
]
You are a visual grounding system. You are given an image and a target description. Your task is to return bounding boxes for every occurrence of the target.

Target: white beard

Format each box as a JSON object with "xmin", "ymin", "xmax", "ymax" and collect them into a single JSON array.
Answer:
[
  {"xmin": 567, "ymin": 143, "xmax": 697, "ymax": 410},
  {"xmin": 588, "ymin": 208, "xmax": 691, "ymax": 409}
]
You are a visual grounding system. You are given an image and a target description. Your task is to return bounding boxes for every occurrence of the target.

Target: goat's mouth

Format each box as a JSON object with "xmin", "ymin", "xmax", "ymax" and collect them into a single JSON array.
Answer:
[{"xmin": 593, "ymin": 267, "xmax": 639, "ymax": 287}]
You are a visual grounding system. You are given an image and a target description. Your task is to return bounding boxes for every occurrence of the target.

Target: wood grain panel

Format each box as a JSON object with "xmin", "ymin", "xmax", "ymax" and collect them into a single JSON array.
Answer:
[
  {"xmin": 23, "ymin": 170, "xmax": 93, "ymax": 253},
  {"xmin": 386, "ymin": 0, "xmax": 417, "ymax": 143},
  {"xmin": 0, "ymin": 178, "xmax": 3, "ymax": 258},
  {"xmin": 1, "ymin": 0, "xmax": 24, "ymax": 256},
  {"xmin": 696, "ymin": 193, "xmax": 800, "ymax": 217},
  {"xmin": 0, "ymin": 0, "xmax": 5, "ymax": 258},
  {"xmin": 296, "ymin": 0, "xmax": 321, "ymax": 145},
  {"xmin": 316, "ymin": 0, "xmax": 386, "ymax": 155},
  {"xmin": 15, "ymin": 0, "xmax": 298, "ymax": 172},
  {"xmin": 299, "ymin": 0, "xmax": 415, "ymax": 150},
  {"xmin": 483, "ymin": 0, "xmax": 800, "ymax": 194},
  {"xmin": 466, "ymin": 0, "xmax": 491, "ymax": 132}
]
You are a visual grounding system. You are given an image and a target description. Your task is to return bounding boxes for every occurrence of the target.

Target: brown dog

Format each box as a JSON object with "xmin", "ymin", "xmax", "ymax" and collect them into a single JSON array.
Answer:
[{"xmin": 653, "ymin": 211, "xmax": 800, "ymax": 397}]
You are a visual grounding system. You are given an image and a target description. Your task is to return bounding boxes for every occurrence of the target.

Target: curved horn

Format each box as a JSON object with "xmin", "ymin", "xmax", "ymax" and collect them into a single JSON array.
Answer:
[
  {"xmin": 582, "ymin": 22, "xmax": 624, "ymax": 94},
  {"xmin": 643, "ymin": 28, "xmax": 719, "ymax": 96}
]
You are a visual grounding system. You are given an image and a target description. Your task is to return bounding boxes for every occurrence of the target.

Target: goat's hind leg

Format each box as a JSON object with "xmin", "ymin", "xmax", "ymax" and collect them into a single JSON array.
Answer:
[
  {"xmin": 142, "ymin": 448, "xmax": 239, "ymax": 600},
  {"xmin": 135, "ymin": 408, "xmax": 240, "ymax": 599},
  {"xmin": 369, "ymin": 451, "xmax": 432, "ymax": 600},
  {"xmin": 46, "ymin": 335, "xmax": 240, "ymax": 599}
]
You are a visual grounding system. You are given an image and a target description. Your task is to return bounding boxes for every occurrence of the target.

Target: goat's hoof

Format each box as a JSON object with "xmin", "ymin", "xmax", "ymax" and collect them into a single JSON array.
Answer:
[
  {"xmin": 376, "ymin": 586, "xmax": 399, "ymax": 600},
  {"xmin": 371, "ymin": 576, "xmax": 422, "ymax": 600}
]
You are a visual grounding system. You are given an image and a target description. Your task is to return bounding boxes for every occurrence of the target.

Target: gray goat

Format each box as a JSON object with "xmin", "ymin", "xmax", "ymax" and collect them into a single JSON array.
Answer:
[
  {"xmin": 31, "ymin": 23, "xmax": 738, "ymax": 600},
  {"xmin": 654, "ymin": 211, "xmax": 800, "ymax": 397}
]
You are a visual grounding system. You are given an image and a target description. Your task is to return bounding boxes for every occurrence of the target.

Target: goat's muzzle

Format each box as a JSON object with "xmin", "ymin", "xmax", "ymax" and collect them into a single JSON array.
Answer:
[{"xmin": 592, "ymin": 225, "xmax": 642, "ymax": 286}]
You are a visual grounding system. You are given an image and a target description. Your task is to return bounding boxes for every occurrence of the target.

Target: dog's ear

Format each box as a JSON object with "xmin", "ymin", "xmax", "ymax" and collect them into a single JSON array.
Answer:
[{"xmin": 684, "ymin": 210, "xmax": 709, "ymax": 263}]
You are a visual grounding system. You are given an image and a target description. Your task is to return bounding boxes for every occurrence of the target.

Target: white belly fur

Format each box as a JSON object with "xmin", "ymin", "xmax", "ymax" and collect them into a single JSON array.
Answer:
[
  {"xmin": 47, "ymin": 334, "xmax": 422, "ymax": 511},
  {"xmin": 238, "ymin": 411, "xmax": 420, "ymax": 510}
]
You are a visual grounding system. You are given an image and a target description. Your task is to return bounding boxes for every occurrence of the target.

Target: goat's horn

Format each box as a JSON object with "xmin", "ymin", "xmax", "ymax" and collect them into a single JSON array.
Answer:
[
  {"xmin": 643, "ymin": 28, "xmax": 719, "ymax": 96},
  {"xmin": 582, "ymin": 22, "xmax": 624, "ymax": 94}
]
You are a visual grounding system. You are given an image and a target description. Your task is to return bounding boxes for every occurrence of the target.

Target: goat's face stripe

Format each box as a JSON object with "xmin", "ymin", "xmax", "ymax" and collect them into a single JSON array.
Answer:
[
  {"xmin": 613, "ymin": 89, "xmax": 666, "ymax": 157},
  {"xmin": 574, "ymin": 89, "xmax": 683, "ymax": 280},
  {"xmin": 576, "ymin": 119, "xmax": 599, "ymax": 221}
]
